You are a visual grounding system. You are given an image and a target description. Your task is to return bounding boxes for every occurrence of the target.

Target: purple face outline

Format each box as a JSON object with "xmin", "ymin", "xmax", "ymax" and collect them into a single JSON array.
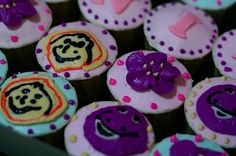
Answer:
[
  {"xmin": 170, "ymin": 140, "xmax": 223, "ymax": 156},
  {"xmin": 197, "ymin": 84, "xmax": 236, "ymax": 135},
  {"xmin": 83, "ymin": 105, "xmax": 148, "ymax": 156}
]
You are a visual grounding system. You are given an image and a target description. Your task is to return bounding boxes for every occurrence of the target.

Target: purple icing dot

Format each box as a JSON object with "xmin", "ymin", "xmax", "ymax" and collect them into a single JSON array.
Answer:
[
  {"xmin": 64, "ymin": 114, "xmax": 70, "ymax": 120},
  {"xmin": 43, "ymin": 32, "xmax": 49, "ymax": 37},
  {"xmin": 162, "ymin": 4, "xmax": 166, "ymax": 7},
  {"xmin": 124, "ymin": 21, "xmax": 128, "ymax": 26},
  {"xmin": 144, "ymin": 1, "xmax": 149, "ymax": 5},
  {"xmin": 36, "ymin": 48, "xmax": 42, "ymax": 53},
  {"xmin": 84, "ymin": 72, "xmax": 90, "ymax": 78},
  {"xmin": 224, "ymin": 67, "xmax": 233, "ymax": 72},
  {"xmin": 160, "ymin": 41, "xmax": 165, "ymax": 46},
  {"xmin": 132, "ymin": 18, "xmax": 137, "ymax": 23},
  {"xmin": 154, "ymin": 8, "xmax": 158, "ymax": 12},
  {"xmin": 64, "ymin": 84, "xmax": 70, "ymax": 89},
  {"xmin": 33, "ymin": 71, "xmax": 38, "ymax": 74},
  {"xmin": 11, "ymin": 74, "xmax": 17, "ymax": 79},
  {"xmin": 204, "ymin": 12, "xmax": 209, "ymax": 17},
  {"xmin": 146, "ymin": 27, "xmax": 151, "ymax": 31},
  {"xmin": 212, "ymin": 35, "xmax": 216, "ymax": 39},
  {"xmin": 139, "ymin": 14, "xmax": 143, "ymax": 18},
  {"xmin": 102, "ymin": 30, "xmax": 108, "ymax": 35},
  {"xmin": 217, "ymin": 44, "xmax": 223, "ymax": 49},
  {"xmin": 213, "ymin": 29, "xmax": 217, "ymax": 33},
  {"xmin": 109, "ymin": 45, "xmax": 117, "ymax": 50},
  {"xmin": 143, "ymin": 8, "xmax": 148, "ymax": 13},
  {"xmin": 61, "ymin": 23, "xmax": 66, "ymax": 27},
  {"xmin": 180, "ymin": 49, "xmax": 186, "ymax": 54},
  {"xmin": 168, "ymin": 47, "xmax": 174, "ymax": 51},
  {"xmin": 206, "ymin": 45, "xmax": 210, "ymax": 50},
  {"xmin": 45, "ymin": 64, "xmax": 51, "ymax": 70},
  {"xmin": 82, "ymin": 1, "xmax": 87, "ymax": 6},
  {"xmin": 221, "ymin": 61, "xmax": 226, "ymax": 65},
  {"xmin": 211, "ymin": 21, "xmax": 216, "ymax": 25},
  {"xmin": 198, "ymin": 49, "xmax": 203, "ymax": 54},
  {"xmin": 149, "ymin": 12, "xmax": 153, "ymax": 16},
  {"xmin": 222, "ymin": 36, "xmax": 227, "ymax": 41},
  {"xmin": 114, "ymin": 20, "xmax": 119, "ymax": 25},
  {"xmin": 81, "ymin": 21, "xmax": 87, "ymax": 26},
  {"xmin": 189, "ymin": 50, "xmax": 195, "ymax": 55},
  {"xmin": 147, "ymin": 19, "xmax": 151, "ymax": 24},
  {"xmin": 50, "ymin": 124, "xmax": 56, "ymax": 130},
  {"xmin": 151, "ymin": 35, "xmax": 155, "ymax": 40},
  {"xmin": 104, "ymin": 19, "xmax": 109, "ymax": 24},
  {"xmin": 217, "ymin": 52, "xmax": 222, "ymax": 57},
  {"xmin": 229, "ymin": 31, "xmax": 234, "ymax": 36},
  {"xmin": 7, "ymin": 126, "xmax": 12, "ymax": 129},
  {"xmin": 94, "ymin": 14, "xmax": 99, "ymax": 19},
  {"xmin": 105, "ymin": 61, "xmax": 111, "ymax": 66},
  {"xmin": 28, "ymin": 129, "xmax": 33, "ymax": 134},
  {"xmin": 210, "ymin": 39, "xmax": 214, "ymax": 43},
  {"xmin": 53, "ymin": 73, "xmax": 58, "ymax": 77},
  {"xmin": 64, "ymin": 72, "xmax": 70, "ymax": 78},
  {"xmin": 88, "ymin": 9, "xmax": 92, "ymax": 14},
  {"xmin": 69, "ymin": 99, "xmax": 75, "ymax": 105}
]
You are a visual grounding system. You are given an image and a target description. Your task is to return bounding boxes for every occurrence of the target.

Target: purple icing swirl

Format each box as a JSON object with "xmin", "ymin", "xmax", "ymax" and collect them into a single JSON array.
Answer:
[
  {"xmin": 84, "ymin": 105, "xmax": 148, "ymax": 156},
  {"xmin": 125, "ymin": 51, "xmax": 180, "ymax": 95},
  {"xmin": 0, "ymin": 0, "xmax": 37, "ymax": 28}
]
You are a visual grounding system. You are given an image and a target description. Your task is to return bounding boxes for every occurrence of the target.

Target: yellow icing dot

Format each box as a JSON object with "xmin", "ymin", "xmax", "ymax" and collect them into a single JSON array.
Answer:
[
  {"xmin": 190, "ymin": 112, "xmax": 196, "ymax": 119},
  {"xmin": 196, "ymin": 84, "xmax": 202, "ymax": 89},
  {"xmin": 224, "ymin": 138, "xmax": 230, "ymax": 144},
  {"xmin": 147, "ymin": 125, "xmax": 153, "ymax": 133},
  {"xmin": 184, "ymin": 109, "xmax": 188, "ymax": 113},
  {"xmin": 69, "ymin": 135, "xmax": 77, "ymax": 143},
  {"xmin": 187, "ymin": 101, "xmax": 193, "ymax": 106},
  {"xmin": 210, "ymin": 133, "xmax": 216, "ymax": 140},
  {"xmin": 80, "ymin": 152, "xmax": 89, "ymax": 156},
  {"xmin": 114, "ymin": 102, "xmax": 121, "ymax": 106},
  {"xmin": 190, "ymin": 92, "xmax": 197, "ymax": 97},
  {"xmin": 220, "ymin": 76, "xmax": 227, "ymax": 81},
  {"xmin": 70, "ymin": 115, "xmax": 77, "ymax": 121},
  {"xmin": 205, "ymin": 78, "xmax": 211, "ymax": 83},
  {"xmin": 91, "ymin": 102, "xmax": 98, "ymax": 109},
  {"xmin": 198, "ymin": 124, "xmax": 205, "ymax": 131}
]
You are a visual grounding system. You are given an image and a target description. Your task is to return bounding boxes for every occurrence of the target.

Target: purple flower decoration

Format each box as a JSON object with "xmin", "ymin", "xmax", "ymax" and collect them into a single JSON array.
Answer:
[
  {"xmin": 126, "ymin": 52, "xmax": 181, "ymax": 95},
  {"xmin": 0, "ymin": 0, "xmax": 37, "ymax": 28}
]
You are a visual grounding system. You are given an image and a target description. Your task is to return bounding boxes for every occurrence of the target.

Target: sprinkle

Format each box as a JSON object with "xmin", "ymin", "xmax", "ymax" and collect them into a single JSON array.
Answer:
[
  {"xmin": 147, "ymin": 125, "xmax": 153, "ymax": 133},
  {"xmin": 177, "ymin": 94, "xmax": 185, "ymax": 101},
  {"xmin": 182, "ymin": 72, "xmax": 190, "ymax": 79},
  {"xmin": 198, "ymin": 124, "xmax": 205, "ymax": 131},
  {"xmin": 210, "ymin": 133, "xmax": 216, "ymax": 140},
  {"xmin": 71, "ymin": 115, "xmax": 77, "ymax": 121},
  {"xmin": 220, "ymin": 76, "xmax": 227, "ymax": 81},
  {"xmin": 50, "ymin": 124, "xmax": 56, "ymax": 130},
  {"xmin": 196, "ymin": 83, "xmax": 202, "ymax": 89},
  {"xmin": 187, "ymin": 101, "xmax": 193, "ymax": 106},
  {"xmin": 0, "ymin": 59, "xmax": 6, "ymax": 64},
  {"xmin": 69, "ymin": 135, "xmax": 77, "ymax": 143},
  {"xmin": 37, "ymin": 25, "xmax": 45, "ymax": 31},
  {"xmin": 80, "ymin": 152, "xmax": 89, "ymax": 156},
  {"xmin": 64, "ymin": 84, "xmax": 70, "ymax": 90},
  {"xmin": 224, "ymin": 138, "xmax": 230, "ymax": 144},
  {"xmin": 195, "ymin": 134, "xmax": 202, "ymax": 142},
  {"xmin": 143, "ymin": 64, "xmax": 147, "ymax": 69},
  {"xmin": 69, "ymin": 99, "xmax": 76, "ymax": 105},
  {"xmin": 117, "ymin": 59, "xmax": 124, "ymax": 66},
  {"xmin": 109, "ymin": 78, "xmax": 117, "ymax": 85},
  {"xmin": 10, "ymin": 35, "xmax": 19, "ymax": 43},
  {"xmin": 44, "ymin": 8, "xmax": 51, "ymax": 14},
  {"xmin": 190, "ymin": 112, "xmax": 196, "ymax": 119},
  {"xmin": 205, "ymin": 78, "xmax": 211, "ymax": 83},
  {"xmin": 150, "ymin": 103, "xmax": 158, "ymax": 110},
  {"xmin": 168, "ymin": 56, "xmax": 175, "ymax": 62},
  {"xmin": 190, "ymin": 91, "xmax": 197, "ymax": 97},
  {"xmin": 122, "ymin": 96, "xmax": 131, "ymax": 103},
  {"xmin": 27, "ymin": 129, "xmax": 33, "ymax": 135},
  {"xmin": 64, "ymin": 114, "xmax": 70, "ymax": 120},
  {"xmin": 170, "ymin": 135, "xmax": 177, "ymax": 143},
  {"xmin": 91, "ymin": 102, "xmax": 98, "ymax": 109}
]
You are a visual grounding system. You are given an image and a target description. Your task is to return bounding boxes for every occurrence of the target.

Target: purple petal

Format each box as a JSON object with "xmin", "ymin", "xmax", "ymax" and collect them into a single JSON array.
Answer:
[
  {"xmin": 14, "ymin": 0, "xmax": 37, "ymax": 17},
  {"xmin": 145, "ymin": 52, "xmax": 167, "ymax": 65},
  {"xmin": 126, "ymin": 52, "xmax": 150, "ymax": 72},
  {"xmin": 159, "ymin": 64, "xmax": 180, "ymax": 81},
  {"xmin": 126, "ymin": 72, "xmax": 154, "ymax": 91},
  {"xmin": 150, "ymin": 79, "xmax": 175, "ymax": 94},
  {"xmin": 0, "ymin": 8, "xmax": 23, "ymax": 28}
]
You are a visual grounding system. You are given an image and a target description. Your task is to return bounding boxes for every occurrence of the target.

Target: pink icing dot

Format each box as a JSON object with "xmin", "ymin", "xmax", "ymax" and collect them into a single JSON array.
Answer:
[
  {"xmin": 177, "ymin": 94, "xmax": 185, "ymax": 101},
  {"xmin": 168, "ymin": 56, "xmax": 175, "ymax": 63},
  {"xmin": 0, "ymin": 77, "xmax": 2, "ymax": 81},
  {"xmin": 150, "ymin": 103, "xmax": 158, "ymax": 110},
  {"xmin": 122, "ymin": 96, "xmax": 131, "ymax": 103},
  {"xmin": 44, "ymin": 8, "xmax": 51, "ymax": 14},
  {"xmin": 117, "ymin": 59, "xmax": 124, "ymax": 66},
  {"xmin": 37, "ymin": 25, "xmax": 45, "ymax": 31},
  {"xmin": 192, "ymin": 0, "xmax": 197, "ymax": 2},
  {"xmin": 217, "ymin": 0, "xmax": 222, "ymax": 6},
  {"xmin": 109, "ymin": 78, "xmax": 117, "ymax": 85},
  {"xmin": 0, "ymin": 59, "xmax": 6, "ymax": 65},
  {"xmin": 182, "ymin": 72, "xmax": 190, "ymax": 79},
  {"xmin": 195, "ymin": 134, "xmax": 202, "ymax": 142},
  {"xmin": 10, "ymin": 35, "xmax": 19, "ymax": 43},
  {"xmin": 153, "ymin": 150, "xmax": 160, "ymax": 156},
  {"xmin": 170, "ymin": 135, "xmax": 177, "ymax": 143}
]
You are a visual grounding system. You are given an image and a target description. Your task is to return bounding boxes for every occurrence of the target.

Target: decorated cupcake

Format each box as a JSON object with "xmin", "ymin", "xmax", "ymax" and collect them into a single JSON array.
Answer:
[
  {"xmin": 149, "ymin": 133, "xmax": 228, "ymax": 156},
  {"xmin": 0, "ymin": 71, "xmax": 78, "ymax": 137},
  {"xmin": 144, "ymin": 2, "xmax": 218, "ymax": 79},
  {"xmin": 0, "ymin": 0, "xmax": 52, "ymax": 72},
  {"xmin": 35, "ymin": 21, "xmax": 117, "ymax": 102},
  {"xmin": 107, "ymin": 50, "xmax": 192, "ymax": 139},
  {"xmin": 0, "ymin": 50, "xmax": 8, "ymax": 86},
  {"xmin": 78, "ymin": 0, "xmax": 152, "ymax": 53},
  {"xmin": 212, "ymin": 29, "xmax": 236, "ymax": 79},
  {"xmin": 185, "ymin": 76, "xmax": 236, "ymax": 149},
  {"xmin": 64, "ymin": 101, "xmax": 155, "ymax": 156}
]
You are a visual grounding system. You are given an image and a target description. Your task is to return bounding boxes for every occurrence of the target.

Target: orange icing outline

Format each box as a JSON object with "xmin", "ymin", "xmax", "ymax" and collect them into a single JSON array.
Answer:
[
  {"xmin": 1, "ymin": 77, "xmax": 64, "ymax": 123},
  {"xmin": 46, "ymin": 30, "xmax": 106, "ymax": 73}
]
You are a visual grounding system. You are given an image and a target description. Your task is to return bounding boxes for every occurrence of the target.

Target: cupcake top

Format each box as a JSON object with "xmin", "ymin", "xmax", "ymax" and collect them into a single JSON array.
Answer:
[
  {"xmin": 36, "ymin": 21, "xmax": 117, "ymax": 80},
  {"xmin": 212, "ymin": 29, "xmax": 236, "ymax": 79},
  {"xmin": 78, "ymin": 0, "xmax": 152, "ymax": 31},
  {"xmin": 0, "ymin": 0, "xmax": 52, "ymax": 49},
  {"xmin": 0, "ymin": 71, "xmax": 78, "ymax": 137},
  {"xmin": 185, "ymin": 76, "xmax": 236, "ymax": 148},
  {"xmin": 182, "ymin": 0, "xmax": 236, "ymax": 11},
  {"xmin": 64, "ymin": 101, "xmax": 155, "ymax": 156},
  {"xmin": 0, "ymin": 51, "xmax": 8, "ymax": 86},
  {"xmin": 149, "ymin": 133, "xmax": 228, "ymax": 156},
  {"xmin": 144, "ymin": 2, "xmax": 218, "ymax": 60},
  {"xmin": 107, "ymin": 50, "xmax": 192, "ymax": 114}
]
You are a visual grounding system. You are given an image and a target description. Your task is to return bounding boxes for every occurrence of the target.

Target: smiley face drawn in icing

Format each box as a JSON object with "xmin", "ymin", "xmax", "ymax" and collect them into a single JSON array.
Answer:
[
  {"xmin": 44, "ymin": 30, "xmax": 107, "ymax": 73},
  {"xmin": 84, "ymin": 105, "xmax": 148, "ymax": 156},
  {"xmin": 0, "ymin": 74, "xmax": 67, "ymax": 125},
  {"xmin": 197, "ymin": 84, "xmax": 236, "ymax": 135}
]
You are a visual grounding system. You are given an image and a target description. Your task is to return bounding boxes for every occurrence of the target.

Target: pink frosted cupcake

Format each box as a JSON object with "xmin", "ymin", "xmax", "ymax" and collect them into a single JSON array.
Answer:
[
  {"xmin": 64, "ymin": 101, "xmax": 155, "ymax": 156},
  {"xmin": 107, "ymin": 50, "xmax": 192, "ymax": 139}
]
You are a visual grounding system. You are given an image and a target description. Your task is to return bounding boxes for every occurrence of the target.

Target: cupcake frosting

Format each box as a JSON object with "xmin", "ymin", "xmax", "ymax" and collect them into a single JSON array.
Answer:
[
  {"xmin": 64, "ymin": 101, "xmax": 155, "ymax": 156},
  {"xmin": 0, "ymin": 71, "xmax": 78, "ymax": 136},
  {"xmin": 0, "ymin": 51, "xmax": 8, "ymax": 86},
  {"xmin": 36, "ymin": 21, "xmax": 117, "ymax": 80},
  {"xmin": 185, "ymin": 76, "xmax": 236, "ymax": 148},
  {"xmin": 212, "ymin": 29, "xmax": 236, "ymax": 79},
  {"xmin": 107, "ymin": 50, "xmax": 192, "ymax": 114},
  {"xmin": 149, "ymin": 133, "xmax": 228, "ymax": 156},
  {"xmin": 144, "ymin": 2, "xmax": 218, "ymax": 60},
  {"xmin": 78, "ymin": 0, "xmax": 152, "ymax": 30},
  {"xmin": 0, "ymin": 0, "xmax": 52, "ymax": 49}
]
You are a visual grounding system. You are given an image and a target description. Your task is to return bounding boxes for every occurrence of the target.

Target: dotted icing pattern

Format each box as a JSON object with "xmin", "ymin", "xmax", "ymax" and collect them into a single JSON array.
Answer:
[
  {"xmin": 144, "ymin": 2, "xmax": 218, "ymax": 60},
  {"xmin": 0, "ymin": 51, "xmax": 8, "ymax": 86},
  {"xmin": 212, "ymin": 30, "xmax": 236, "ymax": 79},
  {"xmin": 107, "ymin": 50, "xmax": 192, "ymax": 114},
  {"xmin": 0, "ymin": 0, "xmax": 52, "ymax": 49},
  {"xmin": 149, "ymin": 134, "xmax": 227, "ymax": 156},
  {"xmin": 182, "ymin": 0, "xmax": 236, "ymax": 10},
  {"xmin": 0, "ymin": 72, "xmax": 78, "ymax": 137},
  {"xmin": 36, "ymin": 21, "xmax": 117, "ymax": 80},
  {"xmin": 64, "ymin": 101, "xmax": 155, "ymax": 156},
  {"xmin": 78, "ymin": 0, "xmax": 152, "ymax": 30},
  {"xmin": 185, "ymin": 77, "xmax": 236, "ymax": 148}
]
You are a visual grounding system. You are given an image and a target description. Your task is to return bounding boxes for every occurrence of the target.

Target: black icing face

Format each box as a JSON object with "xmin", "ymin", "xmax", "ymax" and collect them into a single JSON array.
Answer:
[{"xmin": 51, "ymin": 33, "xmax": 94, "ymax": 64}]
